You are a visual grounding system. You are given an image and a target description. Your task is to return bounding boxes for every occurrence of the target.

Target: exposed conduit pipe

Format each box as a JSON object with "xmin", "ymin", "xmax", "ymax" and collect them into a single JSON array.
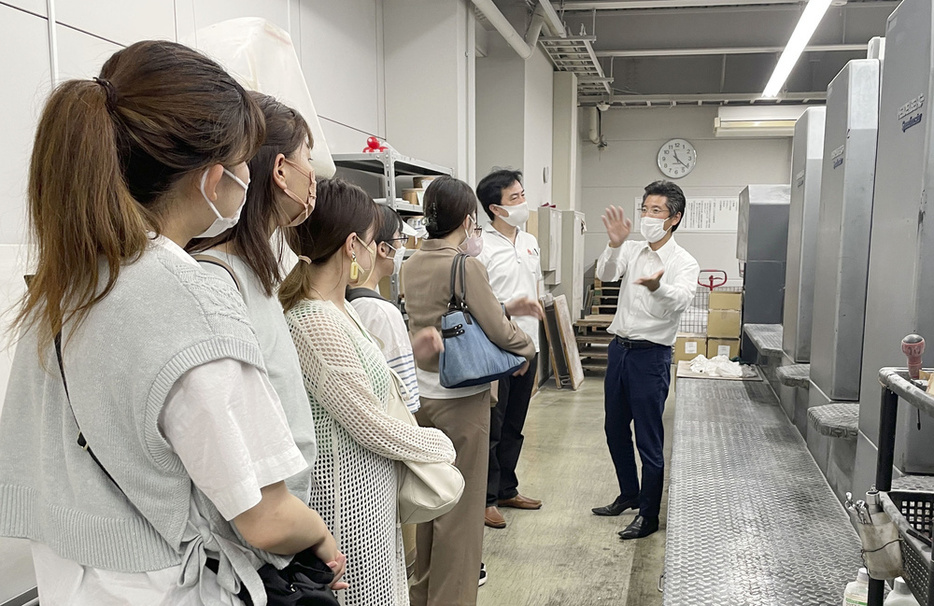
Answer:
[
  {"xmin": 538, "ymin": 0, "xmax": 566, "ymax": 37},
  {"xmin": 471, "ymin": 0, "xmax": 534, "ymax": 59},
  {"xmin": 588, "ymin": 108, "xmax": 601, "ymax": 145},
  {"xmin": 471, "ymin": 0, "xmax": 566, "ymax": 60}
]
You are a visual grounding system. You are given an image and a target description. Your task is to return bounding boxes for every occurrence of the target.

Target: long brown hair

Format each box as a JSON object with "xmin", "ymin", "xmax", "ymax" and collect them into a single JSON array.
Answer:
[
  {"xmin": 279, "ymin": 178, "xmax": 380, "ymax": 311},
  {"xmin": 187, "ymin": 93, "xmax": 313, "ymax": 296},
  {"xmin": 13, "ymin": 40, "xmax": 265, "ymax": 351}
]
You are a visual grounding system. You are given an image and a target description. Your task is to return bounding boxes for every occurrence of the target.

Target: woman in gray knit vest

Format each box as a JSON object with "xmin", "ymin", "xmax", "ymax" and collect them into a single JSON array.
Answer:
[{"xmin": 0, "ymin": 41, "xmax": 345, "ymax": 604}]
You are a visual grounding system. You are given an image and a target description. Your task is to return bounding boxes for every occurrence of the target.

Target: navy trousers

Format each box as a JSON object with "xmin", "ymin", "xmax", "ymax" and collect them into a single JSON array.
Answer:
[
  {"xmin": 604, "ymin": 339, "xmax": 672, "ymax": 518},
  {"xmin": 487, "ymin": 354, "xmax": 539, "ymax": 506}
]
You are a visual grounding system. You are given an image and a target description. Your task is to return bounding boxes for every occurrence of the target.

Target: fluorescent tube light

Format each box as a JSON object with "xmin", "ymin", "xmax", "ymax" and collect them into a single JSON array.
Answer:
[{"xmin": 762, "ymin": 0, "xmax": 833, "ymax": 98}]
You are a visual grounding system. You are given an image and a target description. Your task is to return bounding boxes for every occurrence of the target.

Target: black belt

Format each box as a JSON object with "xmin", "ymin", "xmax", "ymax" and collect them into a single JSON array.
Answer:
[{"xmin": 615, "ymin": 336, "xmax": 666, "ymax": 349}]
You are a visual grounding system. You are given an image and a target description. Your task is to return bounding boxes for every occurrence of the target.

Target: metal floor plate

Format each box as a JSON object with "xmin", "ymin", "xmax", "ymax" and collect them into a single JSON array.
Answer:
[
  {"xmin": 665, "ymin": 378, "xmax": 861, "ymax": 605},
  {"xmin": 743, "ymin": 324, "xmax": 785, "ymax": 358}
]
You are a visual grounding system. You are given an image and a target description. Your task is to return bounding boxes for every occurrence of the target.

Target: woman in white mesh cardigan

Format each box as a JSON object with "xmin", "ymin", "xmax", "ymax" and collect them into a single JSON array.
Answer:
[{"xmin": 279, "ymin": 178, "xmax": 456, "ymax": 606}]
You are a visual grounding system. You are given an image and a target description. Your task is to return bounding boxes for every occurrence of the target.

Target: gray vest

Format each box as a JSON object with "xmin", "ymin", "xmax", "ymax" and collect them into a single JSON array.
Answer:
[{"xmin": 0, "ymin": 244, "xmax": 288, "ymax": 600}]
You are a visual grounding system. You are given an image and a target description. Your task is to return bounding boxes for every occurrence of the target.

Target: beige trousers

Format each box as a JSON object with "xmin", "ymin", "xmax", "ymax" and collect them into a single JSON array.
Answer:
[{"xmin": 409, "ymin": 389, "xmax": 491, "ymax": 606}]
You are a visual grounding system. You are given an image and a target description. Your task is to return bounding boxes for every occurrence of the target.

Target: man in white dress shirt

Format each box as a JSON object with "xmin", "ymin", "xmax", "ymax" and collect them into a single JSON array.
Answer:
[
  {"xmin": 476, "ymin": 169, "xmax": 545, "ymax": 530},
  {"xmin": 591, "ymin": 180, "xmax": 699, "ymax": 540}
]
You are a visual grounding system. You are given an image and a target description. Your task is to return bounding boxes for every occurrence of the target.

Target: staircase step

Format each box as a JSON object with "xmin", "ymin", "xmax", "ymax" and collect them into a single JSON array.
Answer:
[
  {"xmin": 575, "ymin": 334, "xmax": 614, "ymax": 345},
  {"xmin": 576, "ymin": 314, "xmax": 615, "ymax": 328}
]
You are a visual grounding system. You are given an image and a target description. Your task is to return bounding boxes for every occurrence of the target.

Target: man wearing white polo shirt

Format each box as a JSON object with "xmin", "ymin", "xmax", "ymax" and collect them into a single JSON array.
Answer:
[{"xmin": 476, "ymin": 169, "xmax": 545, "ymax": 530}]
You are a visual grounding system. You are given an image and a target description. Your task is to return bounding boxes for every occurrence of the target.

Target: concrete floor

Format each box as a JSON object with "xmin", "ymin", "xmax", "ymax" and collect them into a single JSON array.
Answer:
[{"xmin": 478, "ymin": 373, "xmax": 675, "ymax": 606}]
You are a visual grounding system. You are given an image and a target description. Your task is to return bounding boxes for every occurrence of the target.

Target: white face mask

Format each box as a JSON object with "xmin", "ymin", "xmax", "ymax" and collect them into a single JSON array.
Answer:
[
  {"xmin": 194, "ymin": 168, "xmax": 249, "ymax": 239},
  {"xmin": 497, "ymin": 201, "xmax": 530, "ymax": 227},
  {"xmin": 388, "ymin": 243, "xmax": 405, "ymax": 276},
  {"xmin": 639, "ymin": 216, "xmax": 670, "ymax": 244}
]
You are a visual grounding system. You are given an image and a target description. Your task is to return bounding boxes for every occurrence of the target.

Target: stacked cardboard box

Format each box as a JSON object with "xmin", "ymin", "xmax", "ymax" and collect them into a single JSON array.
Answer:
[
  {"xmin": 706, "ymin": 291, "xmax": 742, "ymax": 358},
  {"xmin": 674, "ymin": 332, "xmax": 707, "ymax": 364}
]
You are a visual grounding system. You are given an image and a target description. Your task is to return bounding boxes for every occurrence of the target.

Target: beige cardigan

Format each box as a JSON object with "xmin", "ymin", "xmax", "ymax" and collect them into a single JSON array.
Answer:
[{"xmin": 402, "ymin": 239, "xmax": 536, "ymax": 373}]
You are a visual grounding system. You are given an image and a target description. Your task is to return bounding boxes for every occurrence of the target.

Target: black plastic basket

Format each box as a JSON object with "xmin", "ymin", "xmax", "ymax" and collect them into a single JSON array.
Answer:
[{"xmin": 883, "ymin": 490, "xmax": 934, "ymax": 605}]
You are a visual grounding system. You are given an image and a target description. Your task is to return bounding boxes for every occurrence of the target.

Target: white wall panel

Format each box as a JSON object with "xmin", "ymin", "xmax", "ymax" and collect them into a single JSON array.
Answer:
[
  {"xmin": 0, "ymin": 5, "xmax": 50, "ymax": 246},
  {"xmin": 579, "ymin": 106, "xmax": 793, "ymax": 284},
  {"xmin": 300, "ymin": 0, "xmax": 380, "ymax": 153},
  {"xmin": 0, "ymin": 537, "xmax": 35, "ymax": 605},
  {"xmin": 176, "ymin": 0, "xmax": 293, "ymax": 46},
  {"xmin": 55, "ymin": 0, "xmax": 175, "ymax": 46},
  {"xmin": 1, "ymin": 0, "xmax": 46, "ymax": 17},
  {"xmin": 523, "ymin": 46, "xmax": 553, "ymax": 207},
  {"xmin": 56, "ymin": 24, "xmax": 121, "ymax": 81}
]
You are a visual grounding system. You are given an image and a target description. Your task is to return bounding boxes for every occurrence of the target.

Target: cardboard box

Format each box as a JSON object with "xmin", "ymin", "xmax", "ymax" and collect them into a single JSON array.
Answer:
[
  {"xmin": 707, "ymin": 338, "xmax": 740, "ymax": 359},
  {"xmin": 675, "ymin": 333, "xmax": 707, "ymax": 363},
  {"xmin": 707, "ymin": 309, "xmax": 742, "ymax": 338},
  {"xmin": 709, "ymin": 291, "xmax": 743, "ymax": 311}
]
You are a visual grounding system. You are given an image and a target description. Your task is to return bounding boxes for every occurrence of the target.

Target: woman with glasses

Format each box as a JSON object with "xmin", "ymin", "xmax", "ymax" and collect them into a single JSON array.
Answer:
[
  {"xmin": 347, "ymin": 205, "xmax": 443, "ymax": 414},
  {"xmin": 403, "ymin": 176, "xmax": 540, "ymax": 606}
]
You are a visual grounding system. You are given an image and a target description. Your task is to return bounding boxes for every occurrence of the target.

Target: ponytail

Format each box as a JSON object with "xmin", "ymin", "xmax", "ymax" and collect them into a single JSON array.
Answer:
[
  {"xmin": 15, "ymin": 80, "xmax": 147, "ymax": 349},
  {"xmin": 9, "ymin": 40, "xmax": 265, "ymax": 352},
  {"xmin": 279, "ymin": 258, "xmax": 314, "ymax": 312}
]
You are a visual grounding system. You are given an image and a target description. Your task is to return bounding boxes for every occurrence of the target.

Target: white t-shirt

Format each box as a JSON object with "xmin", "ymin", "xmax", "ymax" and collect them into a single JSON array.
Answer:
[
  {"xmin": 349, "ymin": 293, "xmax": 421, "ymax": 412},
  {"xmin": 30, "ymin": 236, "xmax": 307, "ymax": 606},
  {"xmin": 477, "ymin": 225, "xmax": 544, "ymax": 352}
]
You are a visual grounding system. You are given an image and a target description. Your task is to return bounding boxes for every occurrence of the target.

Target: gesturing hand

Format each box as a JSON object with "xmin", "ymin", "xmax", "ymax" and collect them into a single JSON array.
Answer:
[
  {"xmin": 634, "ymin": 269, "xmax": 665, "ymax": 292},
  {"xmin": 602, "ymin": 205, "xmax": 632, "ymax": 248},
  {"xmin": 505, "ymin": 297, "xmax": 545, "ymax": 320}
]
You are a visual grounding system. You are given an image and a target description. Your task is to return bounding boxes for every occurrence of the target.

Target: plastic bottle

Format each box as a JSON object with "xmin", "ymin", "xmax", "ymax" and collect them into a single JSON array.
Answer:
[
  {"xmin": 884, "ymin": 577, "xmax": 921, "ymax": 606},
  {"xmin": 843, "ymin": 568, "xmax": 869, "ymax": 606}
]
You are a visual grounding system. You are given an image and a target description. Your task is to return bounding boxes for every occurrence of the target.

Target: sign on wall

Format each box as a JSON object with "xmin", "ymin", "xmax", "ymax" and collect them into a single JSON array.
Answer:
[{"xmin": 634, "ymin": 196, "xmax": 739, "ymax": 233}]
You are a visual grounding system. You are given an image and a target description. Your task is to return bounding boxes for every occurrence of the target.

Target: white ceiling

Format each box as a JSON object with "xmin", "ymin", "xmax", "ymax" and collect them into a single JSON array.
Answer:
[{"xmin": 492, "ymin": 0, "xmax": 896, "ymax": 106}]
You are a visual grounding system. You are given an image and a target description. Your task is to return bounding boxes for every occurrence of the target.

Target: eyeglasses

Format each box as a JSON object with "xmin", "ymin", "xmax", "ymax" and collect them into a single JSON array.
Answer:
[
  {"xmin": 384, "ymin": 237, "xmax": 408, "ymax": 246},
  {"xmin": 468, "ymin": 217, "xmax": 482, "ymax": 235},
  {"xmin": 640, "ymin": 206, "xmax": 670, "ymax": 219}
]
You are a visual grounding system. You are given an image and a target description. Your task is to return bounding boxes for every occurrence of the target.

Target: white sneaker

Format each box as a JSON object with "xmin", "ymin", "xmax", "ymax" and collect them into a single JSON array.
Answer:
[{"xmin": 479, "ymin": 562, "xmax": 488, "ymax": 587}]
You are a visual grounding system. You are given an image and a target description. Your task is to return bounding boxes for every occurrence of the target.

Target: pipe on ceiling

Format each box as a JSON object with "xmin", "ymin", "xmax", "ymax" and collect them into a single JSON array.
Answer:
[{"xmin": 471, "ymin": 0, "xmax": 565, "ymax": 60}]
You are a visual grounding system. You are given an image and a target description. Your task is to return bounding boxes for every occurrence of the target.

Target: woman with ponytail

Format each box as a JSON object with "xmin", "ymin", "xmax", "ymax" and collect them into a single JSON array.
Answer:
[
  {"xmin": 280, "ymin": 178, "xmax": 456, "ymax": 606},
  {"xmin": 187, "ymin": 93, "xmax": 318, "ymax": 504},
  {"xmin": 0, "ymin": 41, "xmax": 344, "ymax": 604}
]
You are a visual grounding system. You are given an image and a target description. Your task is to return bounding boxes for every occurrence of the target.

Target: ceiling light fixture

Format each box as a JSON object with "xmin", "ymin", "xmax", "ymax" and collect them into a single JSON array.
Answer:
[{"xmin": 762, "ymin": 0, "xmax": 834, "ymax": 98}]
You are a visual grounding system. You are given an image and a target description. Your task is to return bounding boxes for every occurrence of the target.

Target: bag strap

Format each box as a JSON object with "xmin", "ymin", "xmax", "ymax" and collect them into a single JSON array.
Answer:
[
  {"xmin": 193, "ymin": 254, "xmax": 242, "ymax": 292},
  {"xmin": 54, "ymin": 332, "xmax": 125, "ymax": 493},
  {"xmin": 346, "ymin": 287, "xmax": 388, "ymax": 303},
  {"xmin": 448, "ymin": 253, "xmax": 469, "ymax": 311}
]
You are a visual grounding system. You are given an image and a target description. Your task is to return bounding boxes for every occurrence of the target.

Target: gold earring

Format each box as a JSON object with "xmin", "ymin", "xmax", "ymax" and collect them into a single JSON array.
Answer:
[{"xmin": 350, "ymin": 250, "xmax": 360, "ymax": 281}]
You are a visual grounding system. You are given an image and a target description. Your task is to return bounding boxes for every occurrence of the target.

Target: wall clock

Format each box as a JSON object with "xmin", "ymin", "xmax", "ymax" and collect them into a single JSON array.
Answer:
[{"xmin": 657, "ymin": 138, "xmax": 696, "ymax": 179}]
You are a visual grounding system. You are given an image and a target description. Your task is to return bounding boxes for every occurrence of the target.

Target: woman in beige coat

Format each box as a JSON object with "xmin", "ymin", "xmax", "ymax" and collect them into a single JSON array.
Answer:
[{"xmin": 403, "ymin": 176, "xmax": 541, "ymax": 606}]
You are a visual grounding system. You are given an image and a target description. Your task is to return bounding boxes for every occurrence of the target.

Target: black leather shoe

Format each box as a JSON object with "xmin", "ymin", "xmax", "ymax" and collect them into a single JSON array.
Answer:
[
  {"xmin": 591, "ymin": 496, "xmax": 639, "ymax": 516},
  {"xmin": 618, "ymin": 515, "xmax": 659, "ymax": 540}
]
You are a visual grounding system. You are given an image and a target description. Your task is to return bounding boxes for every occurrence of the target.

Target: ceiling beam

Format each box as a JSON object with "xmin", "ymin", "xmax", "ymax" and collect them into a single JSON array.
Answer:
[
  {"xmin": 562, "ymin": 0, "xmax": 808, "ymax": 9},
  {"xmin": 596, "ymin": 43, "xmax": 866, "ymax": 57},
  {"xmin": 578, "ymin": 91, "xmax": 827, "ymax": 105}
]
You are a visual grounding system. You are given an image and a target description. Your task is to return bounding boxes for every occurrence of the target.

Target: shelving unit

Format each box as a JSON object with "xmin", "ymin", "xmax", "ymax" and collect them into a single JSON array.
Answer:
[{"xmin": 332, "ymin": 150, "xmax": 453, "ymax": 216}]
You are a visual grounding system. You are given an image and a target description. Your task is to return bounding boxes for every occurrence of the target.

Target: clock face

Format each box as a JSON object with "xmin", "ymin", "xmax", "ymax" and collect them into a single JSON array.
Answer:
[{"xmin": 657, "ymin": 139, "xmax": 696, "ymax": 179}]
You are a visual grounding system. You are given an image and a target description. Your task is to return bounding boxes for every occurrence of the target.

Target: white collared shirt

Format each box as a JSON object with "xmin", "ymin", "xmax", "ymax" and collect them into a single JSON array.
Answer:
[
  {"xmin": 477, "ymin": 224, "xmax": 544, "ymax": 351},
  {"xmin": 595, "ymin": 237, "xmax": 700, "ymax": 347}
]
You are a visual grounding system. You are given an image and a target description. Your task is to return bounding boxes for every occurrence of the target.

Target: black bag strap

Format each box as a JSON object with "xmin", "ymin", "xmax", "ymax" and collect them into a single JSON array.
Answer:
[
  {"xmin": 448, "ymin": 253, "xmax": 469, "ymax": 311},
  {"xmin": 193, "ymin": 254, "xmax": 242, "ymax": 292},
  {"xmin": 54, "ymin": 331, "xmax": 124, "ymax": 493},
  {"xmin": 346, "ymin": 287, "xmax": 388, "ymax": 303}
]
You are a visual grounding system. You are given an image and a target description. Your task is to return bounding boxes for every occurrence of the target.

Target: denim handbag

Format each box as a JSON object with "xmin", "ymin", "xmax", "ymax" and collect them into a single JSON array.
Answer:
[{"xmin": 439, "ymin": 253, "xmax": 525, "ymax": 388}]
